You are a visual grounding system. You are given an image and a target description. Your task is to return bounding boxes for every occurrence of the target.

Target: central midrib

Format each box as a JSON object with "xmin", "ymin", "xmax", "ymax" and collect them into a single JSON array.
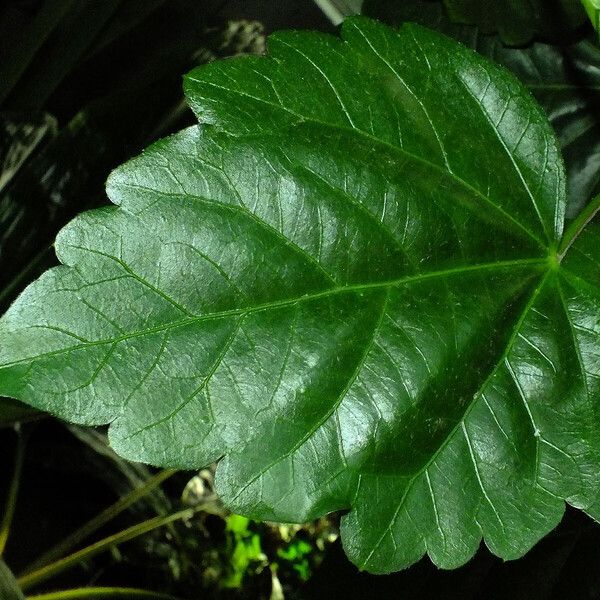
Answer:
[{"xmin": 1, "ymin": 257, "xmax": 548, "ymax": 369}]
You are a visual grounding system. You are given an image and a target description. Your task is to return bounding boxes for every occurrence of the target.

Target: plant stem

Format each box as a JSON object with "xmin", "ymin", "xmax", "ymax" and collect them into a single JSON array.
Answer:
[
  {"xmin": 23, "ymin": 469, "xmax": 177, "ymax": 573},
  {"xmin": 0, "ymin": 429, "xmax": 27, "ymax": 556},
  {"xmin": 17, "ymin": 504, "xmax": 209, "ymax": 591},
  {"xmin": 25, "ymin": 587, "xmax": 182, "ymax": 600},
  {"xmin": 558, "ymin": 192, "xmax": 600, "ymax": 260}
]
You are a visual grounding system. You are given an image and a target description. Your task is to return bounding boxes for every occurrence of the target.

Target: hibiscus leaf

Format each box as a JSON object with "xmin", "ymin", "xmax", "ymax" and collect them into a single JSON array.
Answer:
[{"xmin": 1, "ymin": 17, "xmax": 600, "ymax": 573}]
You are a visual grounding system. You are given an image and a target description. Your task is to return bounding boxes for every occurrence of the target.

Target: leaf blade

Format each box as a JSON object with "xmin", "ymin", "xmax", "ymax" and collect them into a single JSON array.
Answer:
[{"xmin": 1, "ymin": 17, "xmax": 599, "ymax": 573}]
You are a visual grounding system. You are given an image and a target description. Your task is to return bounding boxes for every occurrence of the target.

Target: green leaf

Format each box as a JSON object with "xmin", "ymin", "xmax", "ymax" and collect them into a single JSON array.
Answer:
[
  {"xmin": 1, "ymin": 17, "xmax": 600, "ymax": 573},
  {"xmin": 0, "ymin": 559, "xmax": 25, "ymax": 600}
]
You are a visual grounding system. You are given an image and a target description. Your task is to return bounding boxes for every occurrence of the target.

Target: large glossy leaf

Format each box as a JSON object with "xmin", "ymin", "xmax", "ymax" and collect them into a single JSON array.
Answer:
[
  {"xmin": 363, "ymin": 0, "xmax": 600, "ymax": 217},
  {"xmin": 1, "ymin": 17, "xmax": 600, "ymax": 573}
]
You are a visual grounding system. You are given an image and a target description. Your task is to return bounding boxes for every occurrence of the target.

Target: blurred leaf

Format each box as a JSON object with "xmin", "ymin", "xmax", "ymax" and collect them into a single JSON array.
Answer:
[
  {"xmin": 0, "ymin": 112, "xmax": 57, "ymax": 194},
  {"xmin": 226, "ymin": 515, "xmax": 251, "ymax": 536},
  {"xmin": 0, "ymin": 559, "xmax": 25, "ymax": 600},
  {"xmin": 581, "ymin": 0, "xmax": 600, "ymax": 32}
]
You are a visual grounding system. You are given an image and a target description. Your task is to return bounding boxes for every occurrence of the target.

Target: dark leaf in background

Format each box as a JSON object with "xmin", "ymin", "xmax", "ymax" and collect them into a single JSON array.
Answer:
[{"xmin": 441, "ymin": 0, "xmax": 586, "ymax": 45}]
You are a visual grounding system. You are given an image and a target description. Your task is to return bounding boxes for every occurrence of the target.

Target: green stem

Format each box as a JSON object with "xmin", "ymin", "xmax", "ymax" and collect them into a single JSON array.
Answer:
[
  {"xmin": 17, "ymin": 504, "xmax": 209, "ymax": 591},
  {"xmin": 22, "ymin": 469, "xmax": 177, "ymax": 573},
  {"xmin": 25, "ymin": 587, "xmax": 181, "ymax": 600},
  {"xmin": 0, "ymin": 429, "xmax": 27, "ymax": 556},
  {"xmin": 558, "ymin": 192, "xmax": 600, "ymax": 260}
]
